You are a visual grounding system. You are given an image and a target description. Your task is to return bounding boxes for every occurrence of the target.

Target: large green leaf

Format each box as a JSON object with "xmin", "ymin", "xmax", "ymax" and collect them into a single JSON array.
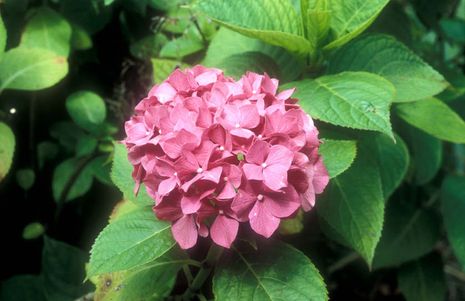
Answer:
[
  {"xmin": 159, "ymin": 26, "xmax": 204, "ymax": 59},
  {"xmin": 213, "ymin": 241, "xmax": 328, "ymax": 301},
  {"xmin": 372, "ymin": 199, "xmax": 440, "ymax": 269},
  {"xmin": 88, "ymin": 207, "xmax": 175, "ymax": 277},
  {"xmin": 42, "ymin": 237, "xmax": 92, "ymax": 301},
  {"xmin": 324, "ymin": 0, "xmax": 389, "ymax": 49},
  {"xmin": 317, "ymin": 143, "xmax": 384, "ymax": 266},
  {"xmin": 151, "ymin": 58, "xmax": 188, "ymax": 84},
  {"xmin": 0, "ymin": 275, "xmax": 46, "ymax": 301},
  {"xmin": 328, "ymin": 34, "xmax": 448, "ymax": 102},
  {"xmin": 66, "ymin": 90, "xmax": 106, "ymax": 133},
  {"xmin": 441, "ymin": 175, "xmax": 465, "ymax": 270},
  {"xmin": 395, "ymin": 97, "xmax": 465, "ymax": 144},
  {"xmin": 361, "ymin": 133, "xmax": 409, "ymax": 199},
  {"xmin": 217, "ymin": 51, "xmax": 281, "ymax": 79},
  {"xmin": 0, "ymin": 122, "xmax": 15, "ymax": 182},
  {"xmin": 301, "ymin": 0, "xmax": 331, "ymax": 48},
  {"xmin": 289, "ymin": 72, "xmax": 395, "ymax": 137},
  {"xmin": 93, "ymin": 251, "xmax": 185, "ymax": 301},
  {"xmin": 203, "ymin": 27, "xmax": 304, "ymax": 82},
  {"xmin": 398, "ymin": 253, "xmax": 446, "ymax": 301},
  {"xmin": 52, "ymin": 157, "xmax": 94, "ymax": 203},
  {"xmin": 0, "ymin": 48, "xmax": 68, "ymax": 92},
  {"xmin": 0, "ymin": 14, "xmax": 6, "ymax": 59},
  {"xmin": 111, "ymin": 143, "xmax": 154, "ymax": 206},
  {"xmin": 195, "ymin": 0, "xmax": 312, "ymax": 55},
  {"xmin": 398, "ymin": 123, "xmax": 442, "ymax": 185},
  {"xmin": 318, "ymin": 139, "xmax": 356, "ymax": 178},
  {"xmin": 61, "ymin": 0, "xmax": 112, "ymax": 34},
  {"xmin": 20, "ymin": 7, "xmax": 72, "ymax": 57}
]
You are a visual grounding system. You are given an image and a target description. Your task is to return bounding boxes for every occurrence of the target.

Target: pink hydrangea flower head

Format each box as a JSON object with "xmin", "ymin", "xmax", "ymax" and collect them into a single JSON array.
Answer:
[{"xmin": 123, "ymin": 66, "xmax": 329, "ymax": 249}]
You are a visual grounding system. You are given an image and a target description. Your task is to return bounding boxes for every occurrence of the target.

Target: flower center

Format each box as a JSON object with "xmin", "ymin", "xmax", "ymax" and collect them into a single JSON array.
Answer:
[
  {"xmin": 234, "ymin": 123, "xmax": 241, "ymax": 128},
  {"xmin": 196, "ymin": 167, "xmax": 203, "ymax": 174},
  {"xmin": 261, "ymin": 162, "xmax": 267, "ymax": 168},
  {"xmin": 173, "ymin": 172, "xmax": 177, "ymax": 177},
  {"xmin": 219, "ymin": 209, "xmax": 224, "ymax": 215},
  {"xmin": 257, "ymin": 194, "xmax": 264, "ymax": 201},
  {"xmin": 257, "ymin": 134, "xmax": 263, "ymax": 139},
  {"xmin": 158, "ymin": 129, "xmax": 162, "ymax": 134},
  {"xmin": 219, "ymin": 145, "xmax": 225, "ymax": 151},
  {"xmin": 223, "ymin": 176, "xmax": 229, "ymax": 181}
]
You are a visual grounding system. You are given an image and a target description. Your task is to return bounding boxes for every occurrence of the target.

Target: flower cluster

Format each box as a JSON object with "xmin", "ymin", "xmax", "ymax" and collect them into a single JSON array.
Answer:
[{"xmin": 123, "ymin": 66, "xmax": 329, "ymax": 249}]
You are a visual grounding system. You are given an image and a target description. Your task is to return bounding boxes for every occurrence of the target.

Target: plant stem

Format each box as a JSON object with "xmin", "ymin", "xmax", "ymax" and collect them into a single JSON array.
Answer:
[
  {"xmin": 181, "ymin": 244, "xmax": 223, "ymax": 300},
  {"xmin": 327, "ymin": 252, "xmax": 360, "ymax": 274}
]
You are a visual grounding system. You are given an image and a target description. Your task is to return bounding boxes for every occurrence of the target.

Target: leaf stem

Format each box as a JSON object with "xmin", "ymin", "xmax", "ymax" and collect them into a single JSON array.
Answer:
[
  {"xmin": 327, "ymin": 251, "xmax": 360, "ymax": 274},
  {"xmin": 181, "ymin": 244, "xmax": 223, "ymax": 300}
]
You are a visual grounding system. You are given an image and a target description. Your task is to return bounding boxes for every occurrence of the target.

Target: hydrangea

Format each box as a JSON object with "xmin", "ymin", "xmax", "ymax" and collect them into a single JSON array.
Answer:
[{"xmin": 123, "ymin": 66, "xmax": 329, "ymax": 249}]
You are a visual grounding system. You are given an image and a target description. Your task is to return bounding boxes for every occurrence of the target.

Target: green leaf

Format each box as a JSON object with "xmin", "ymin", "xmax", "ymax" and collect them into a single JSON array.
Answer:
[
  {"xmin": 323, "ymin": 0, "xmax": 389, "ymax": 49},
  {"xmin": 66, "ymin": 91, "xmax": 106, "ymax": 132},
  {"xmin": 317, "ymin": 143, "xmax": 384, "ymax": 266},
  {"xmin": 22, "ymin": 222, "xmax": 45, "ymax": 240},
  {"xmin": 16, "ymin": 168, "xmax": 35, "ymax": 190},
  {"xmin": 217, "ymin": 51, "xmax": 281, "ymax": 79},
  {"xmin": 42, "ymin": 237, "xmax": 93, "ymax": 301},
  {"xmin": 71, "ymin": 24, "xmax": 92, "ymax": 50},
  {"xmin": 0, "ymin": 122, "xmax": 15, "ymax": 182},
  {"xmin": 0, "ymin": 275, "xmax": 46, "ymax": 301},
  {"xmin": 50, "ymin": 121, "xmax": 84, "ymax": 152},
  {"xmin": 61, "ymin": 0, "xmax": 112, "ymax": 34},
  {"xmin": 301, "ymin": 0, "xmax": 330, "ymax": 48},
  {"xmin": 398, "ymin": 253, "xmax": 446, "ymax": 301},
  {"xmin": 372, "ymin": 199, "xmax": 440, "ymax": 269},
  {"xmin": 37, "ymin": 141, "xmax": 59, "ymax": 169},
  {"xmin": 318, "ymin": 139, "xmax": 356, "ymax": 178},
  {"xmin": 288, "ymin": 72, "xmax": 395, "ymax": 137},
  {"xmin": 0, "ymin": 48, "xmax": 68, "ymax": 92},
  {"xmin": 159, "ymin": 26, "xmax": 204, "ymax": 59},
  {"xmin": 195, "ymin": 0, "xmax": 312, "ymax": 55},
  {"xmin": 279, "ymin": 210, "xmax": 304, "ymax": 235},
  {"xmin": 328, "ymin": 34, "xmax": 448, "ymax": 102},
  {"xmin": 151, "ymin": 58, "xmax": 188, "ymax": 84},
  {"xmin": 130, "ymin": 34, "xmax": 168, "ymax": 60},
  {"xmin": 398, "ymin": 123, "xmax": 442, "ymax": 185},
  {"xmin": 0, "ymin": 14, "xmax": 6, "ymax": 59},
  {"xmin": 441, "ymin": 175, "xmax": 465, "ymax": 270},
  {"xmin": 88, "ymin": 206, "xmax": 175, "ymax": 277},
  {"xmin": 75, "ymin": 135, "xmax": 98, "ymax": 157},
  {"xmin": 52, "ymin": 157, "xmax": 94, "ymax": 203},
  {"xmin": 111, "ymin": 143, "xmax": 154, "ymax": 206},
  {"xmin": 93, "ymin": 251, "xmax": 185, "ymax": 301},
  {"xmin": 203, "ymin": 27, "xmax": 304, "ymax": 82},
  {"xmin": 395, "ymin": 97, "xmax": 465, "ymax": 143},
  {"xmin": 213, "ymin": 241, "xmax": 328, "ymax": 301},
  {"xmin": 361, "ymin": 133, "xmax": 409, "ymax": 199},
  {"xmin": 89, "ymin": 155, "xmax": 112, "ymax": 185},
  {"xmin": 20, "ymin": 7, "xmax": 72, "ymax": 57},
  {"xmin": 440, "ymin": 18, "xmax": 465, "ymax": 43}
]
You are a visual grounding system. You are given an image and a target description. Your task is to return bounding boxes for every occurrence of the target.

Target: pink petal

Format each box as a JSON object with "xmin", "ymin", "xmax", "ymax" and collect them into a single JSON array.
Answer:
[
  {"xmin": 239, "ymin": 104, "xmax": 260, "ymax": 129},
  {"xmin": 245, "ymin": 140, "xmax": 269, "ymax": 165},
  {"xmin": 231, "ymin": 190, "xmax": 256, "ymax": 221},
  {"xmin": 230, "ymin": 128, "xmax": 255, "ymax": 139},
  {"xmin": 276, "ymin": 88, "xmax": 295, "ymax": 101},
  {"xmin": 181, "ymin": 195, "xmax": 202, "ymax": 214},
  {"xmin": 243, "ymin": 163, "xmax": 263, "ymax": 181},
  {"xmin": 210, "ymin": 215, "xmax": 239, "ymax": 248},
  {"xmin": 263, "ymin": 164, "xmax": 288, "ymax": 191},
  {"xmin": 149, "ymin": 82, "xmax": 177, "ymax": 103},
  {"xmin": 158, "ymin": 177, "xmax": 177, "ymax": 196},
  {"xmin": 265, "ymin": 145, "xmax": 293, "ymax": 168},
  {"xmin": 249, "ymin": 201, "xmax": 280, "ymax": 238},
  {"xmin": 313, "ymin": 157, "xmax": 329, "ymax": 194},
  {"xmin": 264, "ymin": 186, "xmax": 300, "ymax": 218},
  {"xmin": 172, "ymin": 215, "xmax": 198, "ymax": 249}
]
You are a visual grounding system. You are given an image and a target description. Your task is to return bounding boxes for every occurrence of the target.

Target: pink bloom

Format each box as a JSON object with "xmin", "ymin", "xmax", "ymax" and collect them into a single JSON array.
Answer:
[{"xmin": 123, "ymin": 66, "xmax": 329, "ymax": 249}]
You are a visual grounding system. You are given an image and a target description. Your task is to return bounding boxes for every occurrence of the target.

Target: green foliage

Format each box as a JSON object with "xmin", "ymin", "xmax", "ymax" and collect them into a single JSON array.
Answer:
[
  {"xmin": 213, "ymin": 241, "xmax": 328, "ymax": 300},
  {"xmin": 216, "ymin": 51, "xmax": 280, "ymax": 79},
  {"xmin": 328, "ymin": 34, "xmax": 448, "ymax": 102},
  {"xmin": 37, "ymin": 141, "xmax": 59, "ymax": 170},
  {"xmin": 195, "ymin": 0, "xmax": 312, "ymax": 55},
  {"xmin": 398, "ymin": 253, "xmax": 446, "ymax": 301},
  {"xmin": 16, "ymin": 168, "xmax": 35, "ymax": 191},
  {"xmin": 317, "ymin": 143, "xmax": 384, "ymax": 266},
  {"xmin": 0, "ymin": 14, "xmax": 6, "ymax": 60},
  {"xmin": 88, "ymin": 206, "xmax": 175, "ymax": 276},
  {"xmin": 289, "ymin": 72, "xmax": 395, "ymax": 137},
  {"xmin": 65, "ymin": 91, "xmax": 107, "ymax": 133},
  {"xmin": 323, "ymin": 0, "xmax": 389, "ymax": 49},
  {"xmin": 0, "ymin": 275, "xmax": 46, "ymax": 301},
  {"xmin": 152, "ymin": 58, "xmax": 188, "ymax": 83},
  {"xmin": 318, "ymin": 139, "xmax": 357, "ymax": 178},
  {"xmin": 52, "ymin": 158, "xmax": 94, "ymax": 203},
  {"xmin": 0, "ymin": 48, "xmax": 68, "ymax": 92},
  {"xmin": 20, "ymin": 7, "xmax": 72, "ymax": 57},
  {"xmin": 442, "ymin": 176, "xmax": 465, "ymax": 269},
  {"xmin": 396, "ymin": 97, "xmax": 465, "ymax": 143},
  {"xmin": 22, "ymin": 222, "xmax": 45, "ymax": 240},
  {"xmin": 373, "ymin": 199, "xmax": 440, "ymax": 269},
  {"xmin": 0, "ymin": 122, "xmax": 15, "ymax": 182}
]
